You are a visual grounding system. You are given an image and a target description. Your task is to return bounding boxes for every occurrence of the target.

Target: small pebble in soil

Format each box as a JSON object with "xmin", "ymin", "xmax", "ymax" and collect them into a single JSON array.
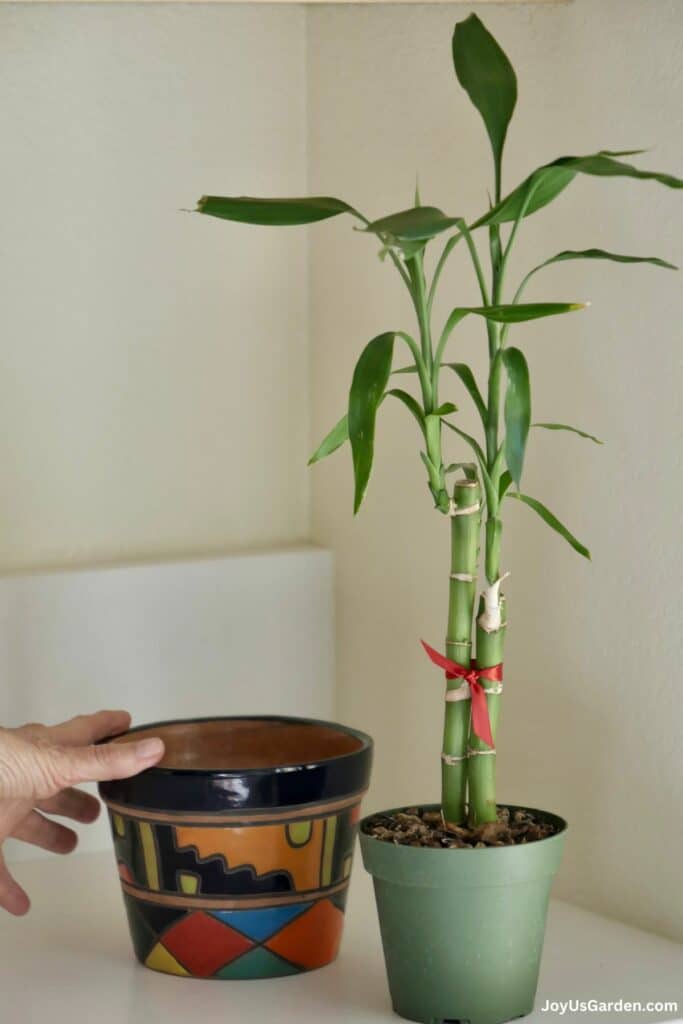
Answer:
[{"xmin": 362, "ymin": 806, "xmax": 558, "ymax": 848}]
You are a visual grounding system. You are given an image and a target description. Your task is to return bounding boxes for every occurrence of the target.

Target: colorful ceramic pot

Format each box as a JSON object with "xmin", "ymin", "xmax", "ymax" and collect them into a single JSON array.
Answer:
[
  {"xmin": 99, "ymin": 715, "xmax": 372, "ymax": 980},
  {"xmin": 360, "ymin": 804, "xmax": 567, "ymax": 1024}
]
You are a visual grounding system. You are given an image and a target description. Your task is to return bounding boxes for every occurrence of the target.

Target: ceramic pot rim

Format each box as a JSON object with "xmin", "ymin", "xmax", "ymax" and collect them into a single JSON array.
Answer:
[{"xmin": 98, "ymin": 714, "xmax": 373, "ymax": 813}]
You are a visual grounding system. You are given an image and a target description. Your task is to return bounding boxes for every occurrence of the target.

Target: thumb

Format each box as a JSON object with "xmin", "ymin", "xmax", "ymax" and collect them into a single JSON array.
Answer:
[
  {"xmin": 36, "ymin": 737, "xmax": 164, "ymax": 797},
  {"xmin": 0, "ymin": 852, "xmax": 30, "ymax": 916}
]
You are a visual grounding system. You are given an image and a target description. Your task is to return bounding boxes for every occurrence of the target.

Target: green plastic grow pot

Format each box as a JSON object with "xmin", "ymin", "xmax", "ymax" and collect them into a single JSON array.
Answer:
[{"xmin": 359, "ymin": 804, "xmax": 567, "ymax": 1024}]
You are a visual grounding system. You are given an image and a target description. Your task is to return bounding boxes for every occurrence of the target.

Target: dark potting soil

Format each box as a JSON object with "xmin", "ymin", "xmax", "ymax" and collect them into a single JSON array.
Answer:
[{"xmin": 362, "ymin": 806, "xmax": 559, "ymax": 848}]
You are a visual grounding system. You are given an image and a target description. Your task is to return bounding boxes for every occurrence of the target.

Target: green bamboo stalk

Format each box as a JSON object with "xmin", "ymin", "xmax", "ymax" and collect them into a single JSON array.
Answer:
[
  {"xmin": 441, "ymin": 478, "xmax": 481, "ymax": 826},
  {"xmin": 468, "ymin": 591, "xmax": 507, "ymax": 825}
]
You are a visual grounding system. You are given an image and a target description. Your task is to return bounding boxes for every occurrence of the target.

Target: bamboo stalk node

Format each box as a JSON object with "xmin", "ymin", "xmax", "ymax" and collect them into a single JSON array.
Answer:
[
  {"xmin": 441, "ymin": 751, "xmax": 468, "ymax": 765},
  {"xmin": 442, "ymin": 747, "xmax": 497, "ymax": 763},
  {"xmin": 445, "ymin": 638, "xmax": 472, "ymax": 647},
  {"xmin": 449, "ymin": 572, "xmax": 476, "ymax": 582}
]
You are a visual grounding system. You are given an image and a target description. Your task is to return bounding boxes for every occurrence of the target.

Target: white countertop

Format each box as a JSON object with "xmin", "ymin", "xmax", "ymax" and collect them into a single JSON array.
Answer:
[{"xmin": 1, "ymin": 851, "xmax": 681, "ymax": 1024}]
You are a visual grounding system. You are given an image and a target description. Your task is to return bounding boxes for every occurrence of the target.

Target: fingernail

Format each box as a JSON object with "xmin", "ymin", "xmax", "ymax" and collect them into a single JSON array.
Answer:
[{"xmin": 134, "ymin": 738, "xmax": 164, "ymax": 760}]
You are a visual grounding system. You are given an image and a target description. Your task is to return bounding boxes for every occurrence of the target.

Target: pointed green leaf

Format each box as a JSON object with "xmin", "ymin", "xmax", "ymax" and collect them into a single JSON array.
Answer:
[
  {"xmin": 452, "ymin": 14, "xmax": 517, "ymax": 185},
  {"xmin": 499, "ymin": 469, "xmax": 513, "ymax": 501},
  {"xmin": 533, "ymin": 422, "xmax": 603, "ymax": 445},
  {"xmin": 385, "ymin": 389, "xmax": 425, "ymax": 433},
  {"xmin": 349, "ymin": 333, "xmax": 395, "ymax": 513},
  {"xmin": 196, "ymin": 195, "xmax": 357, "ymax": 226},
  {"xmin": 308, "ymin": 414, "xmax": 348, "ymax": 465},
  {"xmin": 434, "ymin": 402, "xmax": 458, "ymax": 417},
  {"xmin": 508, "ymin": 492, "xmax": 591, "ymax": 560},
  {"xmin": 434, "ymin": 304, "xmax": 584, "ymax": 369},
  {"xmin": 502, "ymin": 348, "xmax": 530, "ymax": 485},
  {"xmin": 469, "ymin": 302, "xmax": 586, "ymax": 323},
  {"xmin": 447, "ymin": 364, "xmax": 487, "ymax": 425},
  {"xmin": 474, "ymin": 165, "xmax": 574, "ymax": 227},
  {"xmin": 363, "ymin": 206, "xmax": 460, "ymax": 242},
  {"xmin": 532, "ymin": 248, "xmax": 677, "ymax": 274},
  {"xmin": 474, "ymin": 152, "xmax": 683, "ymax": 228}
]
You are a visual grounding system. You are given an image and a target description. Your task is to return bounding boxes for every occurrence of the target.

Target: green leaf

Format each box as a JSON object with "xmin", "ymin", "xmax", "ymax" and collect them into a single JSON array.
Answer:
[
  {"xmin": 530, "ymin": 248, "xmax": 677, "ymax": 275},
  {"xmin": 475, "ymin": 152, "xmax": 683, "ymax": 228},
  {"xmin": 443, "ymin": 419, "xmax": 496, "ymax": 512},
  {"xmin": 385, "ymin": 389, "xmax": 425, "ymax": 433},
  {"xmin": 434, "ymin": 402, "xmax": 458, "ymax": 417},
  {"xmin": 533, "ymin": 422, "xmax": 603, "ymax": 445},
  {"xmin": 507, "ymin": 492, "xmax": 591, "ymax": 560},
  {"xmin": 442, "ymin": 424, "xmax": 492, "ymax": 513},
  {"xmin": 196, "ymin": 195, "xmax": 357, "ymax": 226},
  {"xmin": 349, "ymin": 333, "xmax": 395, "ymax": 513},
  {"xmin": 442, "ymin": 419, "xmax": 486, "ymax": 465},
  {"xmin": 474, "ymin": 165, "xmax": 574, "ymax": 227},
  {"xmin": 436, "ymin": 307, "xmax": 470, "ymax": 357},
  {"xmin": 447, "ymin": 364, "xmax": 487, "ymax": 425},
  {"xmin": 363, "ymin": 206, "xmax": 460, "ymax": 242},
  {"xmin": 420, "ymin": 449, "xmax": 441, "ymax": 480},
  {"xmin": 434, "ymin": 303, "xmax": 584, "ymax": 370},
  {"xmin": 452, "ymin": 14, "xmax": 517, "ymax": 186},
  {"xmin": 502, "ymin": 348, "xmax": 531, "ymax": 485},
  {"xmin": 499, "ymin": 469, "xmax": 513, "ymax": 501},
  {"xmin": 308, "ymin": 414, "xmax": 348, "ymax": 465},
  {"xmin": 446, "ymin": 461, "xmax": 478, "ymax": 481},
  {"xmin": 469, "ymin": 302, "xmax": 586, "ymax": 323}
]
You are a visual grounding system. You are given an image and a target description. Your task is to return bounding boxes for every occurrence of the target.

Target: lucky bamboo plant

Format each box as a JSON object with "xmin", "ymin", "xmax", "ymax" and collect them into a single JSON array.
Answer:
[{"xmin": 196, "ymin": 15, "xmax": 681, "ymax": 830}]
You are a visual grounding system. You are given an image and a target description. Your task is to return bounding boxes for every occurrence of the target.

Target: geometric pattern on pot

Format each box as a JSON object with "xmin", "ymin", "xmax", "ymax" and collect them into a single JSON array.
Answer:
[
  {"xmin": 98, "ymin": 716, "xmax": 372, "ymax": 980},
  {"xmin": 108, "ymin": 798, "xmax": 361, "ymax": 897},
  {"xmin": 123, "ymin": 888, "xmax": 348, "ymax": 979}
]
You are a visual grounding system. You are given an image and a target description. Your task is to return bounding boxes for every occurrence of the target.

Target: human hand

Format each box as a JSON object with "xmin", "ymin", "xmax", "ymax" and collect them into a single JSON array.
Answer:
[{"xmin": 0, "ymin": 710, "xmax": 164, "ymax": 915}]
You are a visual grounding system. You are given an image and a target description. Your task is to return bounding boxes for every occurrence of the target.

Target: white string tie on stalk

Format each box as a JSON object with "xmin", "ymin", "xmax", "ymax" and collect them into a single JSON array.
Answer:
[
  {"xmin": 448, "ymin": 499, "xmax": 482, "ymax": 518},
  {"xmin": 444, "ymin": 681, "xmax": 503, "ymax": 703}
]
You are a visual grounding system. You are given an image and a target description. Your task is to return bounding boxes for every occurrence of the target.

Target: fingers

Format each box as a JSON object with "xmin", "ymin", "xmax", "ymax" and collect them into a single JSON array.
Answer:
[
  {"xmin": 0, "ymin": 852, "xmax": 30, "ymax": 916},
  {"xmin": 11, "ymin": 810, "xmax": 78, "ymax": 855},
  {"xmin": 38, "ymin": 735, "xmax": 165, "ymax": 795},
  {"xmin": 37, "ymin": 787, "xmax": 100, "ymax": 824},
  {"xmin": 45, "ymin": 710, "xmax": 132, "ymax": 748}
]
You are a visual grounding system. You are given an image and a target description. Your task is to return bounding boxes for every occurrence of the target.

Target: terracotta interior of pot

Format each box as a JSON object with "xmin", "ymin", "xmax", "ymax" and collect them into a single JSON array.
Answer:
[{"xmin": 112, "ymin": 718, "xmax": 363, "ymax": 771}]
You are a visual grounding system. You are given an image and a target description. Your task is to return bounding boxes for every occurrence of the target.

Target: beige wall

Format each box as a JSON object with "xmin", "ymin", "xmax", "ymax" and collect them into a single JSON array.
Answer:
[
  {"xmin": 0, "ymin": 3, "xmax": 309, "ymax": 571},
  {"xmin": 308, "ymin": 0, "xmax": 683, "ymax": 942},
  {"xmin": 1, "ymin": 0, "xmax": 681, "ymax": 945}
]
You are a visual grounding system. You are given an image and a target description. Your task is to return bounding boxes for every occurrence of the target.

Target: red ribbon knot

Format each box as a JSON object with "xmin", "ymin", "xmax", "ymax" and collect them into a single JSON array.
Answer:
[{"xmin": 421, "ymin": 640, "xmax": 503, "ymax": 749}]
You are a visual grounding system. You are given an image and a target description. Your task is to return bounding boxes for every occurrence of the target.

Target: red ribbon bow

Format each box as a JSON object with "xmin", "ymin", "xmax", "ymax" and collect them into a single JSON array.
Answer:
[{"xmin": 421, "ymin": 640, "xmax": 503, "ymax": 749}]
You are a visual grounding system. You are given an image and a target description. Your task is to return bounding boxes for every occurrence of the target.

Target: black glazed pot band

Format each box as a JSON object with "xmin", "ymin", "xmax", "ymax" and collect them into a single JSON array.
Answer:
[{"xmin": 99, "ymin": 715, "xmax": 373, "ymax": 813}]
